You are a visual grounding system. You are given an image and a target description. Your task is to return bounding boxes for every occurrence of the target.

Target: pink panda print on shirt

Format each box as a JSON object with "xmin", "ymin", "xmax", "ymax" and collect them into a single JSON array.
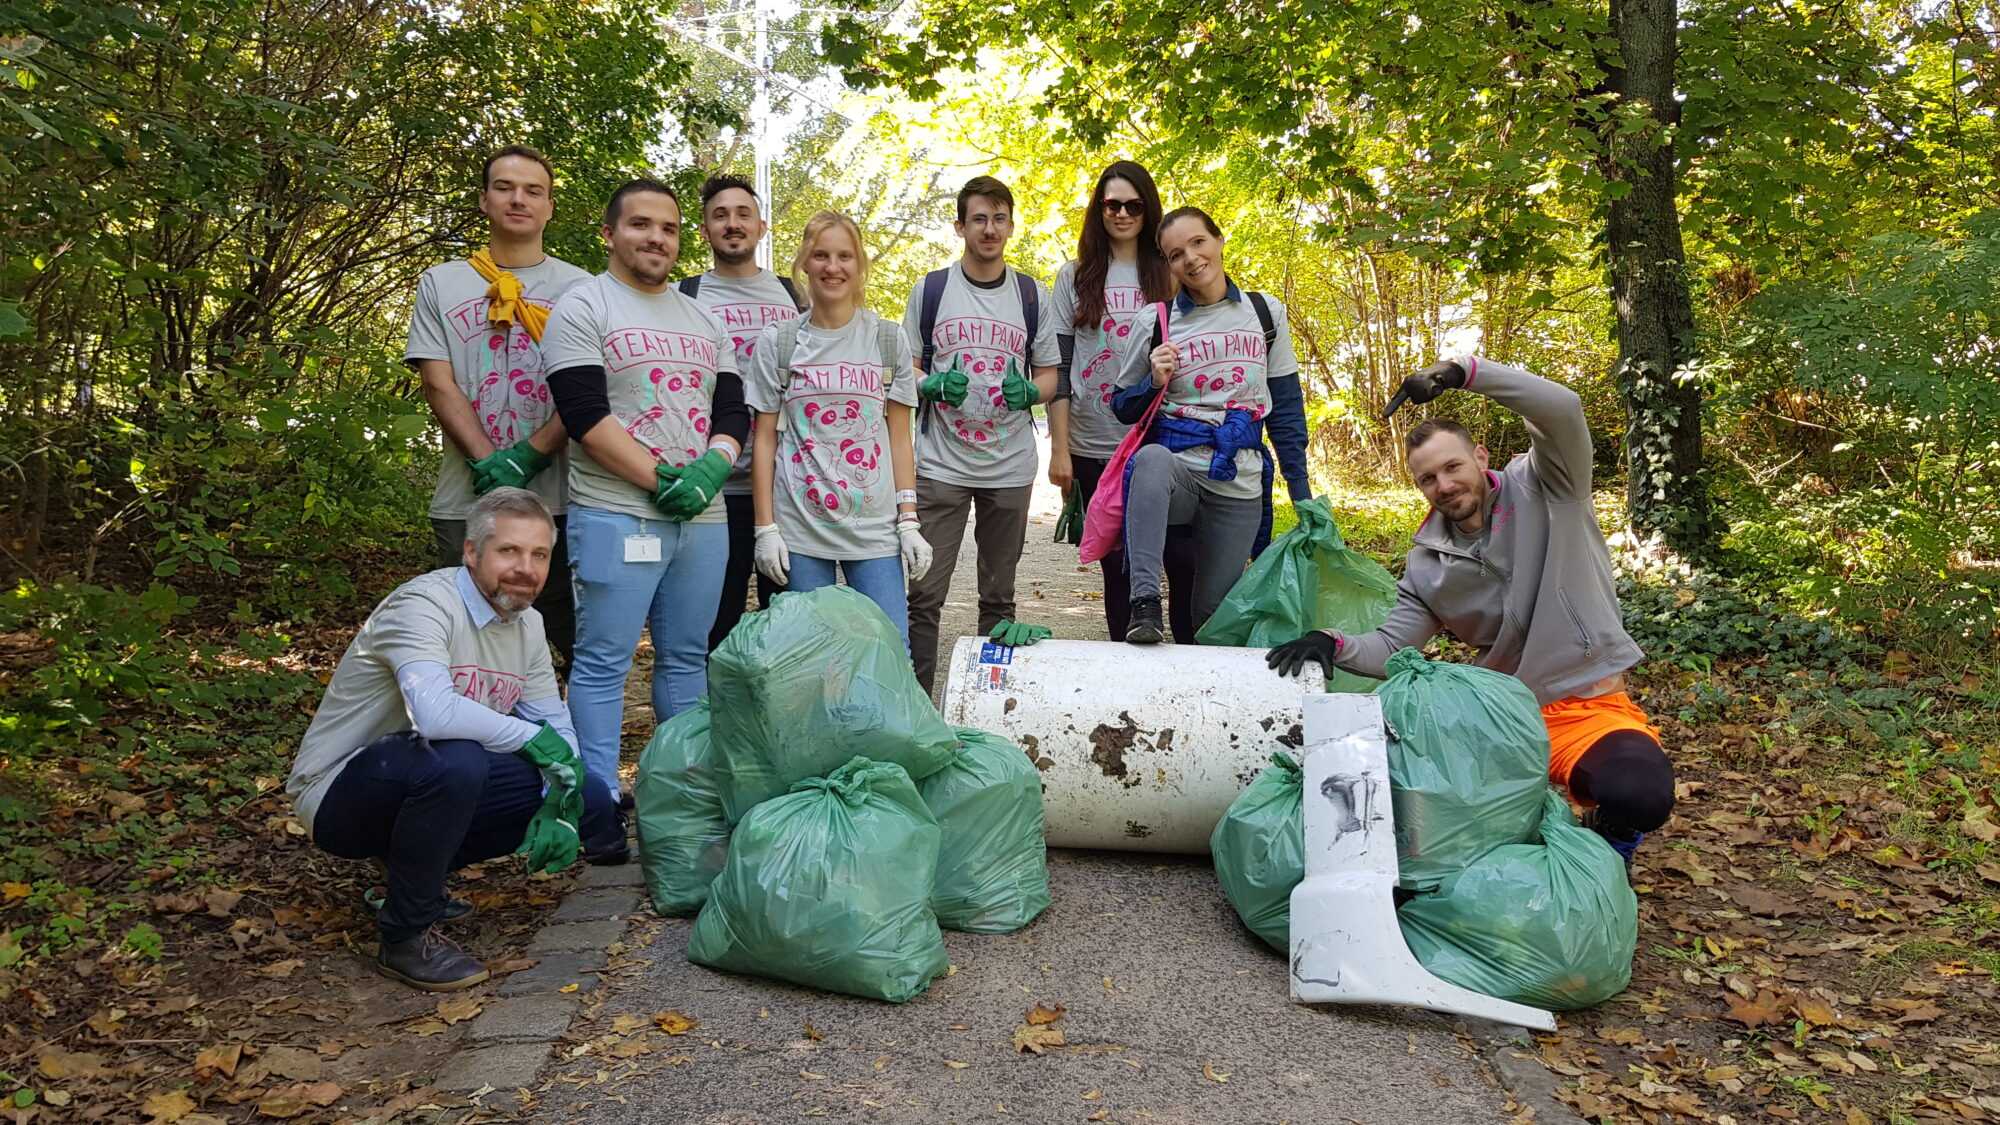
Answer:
[
  {"xmin": 600, "ymin": 325, "xmax": 719, "ymax": 470},
  {"xmin": 1164, "ymin": 327, "xmax": 1272, "ymax": 424},
  {"xmin": 1078, "ymin": 284, "xmax": 1146, "ymax": 408},
  {"xmin": 445, "ymin": 297, "xmax": 559, "ymax": 450},
  {"xmin": 929, "ymin": 315, "xmax": 1029, "ymax": 463},
  {"xmin": 783, "ymin": 355, "xmax": 890, "ymax": 525}
]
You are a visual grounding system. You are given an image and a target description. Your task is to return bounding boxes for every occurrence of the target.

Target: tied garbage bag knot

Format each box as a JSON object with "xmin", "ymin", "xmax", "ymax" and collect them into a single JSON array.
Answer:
[
  {"xmin": 688, "ymin": 756, "xmax": 950, "ymax": 1003},
  {"xmin": 1195, "ymin": 497, "xmax": 1397, "ymax": 695}
]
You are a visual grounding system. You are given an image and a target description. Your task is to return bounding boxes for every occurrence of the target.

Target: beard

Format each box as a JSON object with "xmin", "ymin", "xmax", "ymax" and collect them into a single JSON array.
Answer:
[
  {"xmin": 623, "ymin": 252, "xmax": 670, "ymax": 287},
  {"xmin": 713, "ymin": 238, "xmax": 755, "ymax": 266},
  {"xmin": 487, "ymin": 585, "xmax": 536, "ymax": 618}
]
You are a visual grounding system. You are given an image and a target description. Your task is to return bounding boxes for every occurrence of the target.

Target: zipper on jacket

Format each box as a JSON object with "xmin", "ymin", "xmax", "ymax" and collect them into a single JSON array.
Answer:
[{"xmin": 1556, "ymin": 588, "xmax": 1594, "ymax": 657}]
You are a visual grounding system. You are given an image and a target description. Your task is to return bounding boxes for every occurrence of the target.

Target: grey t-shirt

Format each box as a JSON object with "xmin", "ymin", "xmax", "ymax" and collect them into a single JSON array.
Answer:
[
  {"xmin": 683, "ymin": 270, "xmax": 804, "ymax": 496},
  {"xmin": 901, "ymin": 265, "xmax": 1061, "ymax": 489},
  {"xmin": 286, "ymin": 568, "xmax": 559, "ymax": 835},
  {"xmin": 743, "ymin": 309, "xmax": 919, "ymax": 561},
  {"xmin": 541, "ymin": 272, "xmax": 733, "ymax": 523},
  {"xmin": 1110, "ymin": 288, "xmax": 1298, "ymax": 500},
  {"xmin": 1052, "ymin": 258, "xmax": 1149, "ymax": 459},
  {"xmin": 404, "ymin": 256, "xmax": 592, "ymax": 519}
]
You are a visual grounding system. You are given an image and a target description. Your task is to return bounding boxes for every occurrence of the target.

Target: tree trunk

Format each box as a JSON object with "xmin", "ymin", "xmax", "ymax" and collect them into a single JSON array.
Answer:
[{"xmin": 1605, "ymin": 0, "xmax": 1711, "ymax": 553}]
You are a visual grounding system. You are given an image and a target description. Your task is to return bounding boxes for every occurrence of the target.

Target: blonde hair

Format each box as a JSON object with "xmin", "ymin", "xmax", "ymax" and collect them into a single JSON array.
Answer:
[{"xmin": 790, "ymin": 210, "xmax": 869, "ymax": 300}]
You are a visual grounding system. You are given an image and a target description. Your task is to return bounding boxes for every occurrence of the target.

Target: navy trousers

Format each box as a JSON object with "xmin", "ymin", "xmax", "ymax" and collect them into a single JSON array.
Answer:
[{"xmin": 314, "ymin": 732, "xmax": 622, "ymax": 942}]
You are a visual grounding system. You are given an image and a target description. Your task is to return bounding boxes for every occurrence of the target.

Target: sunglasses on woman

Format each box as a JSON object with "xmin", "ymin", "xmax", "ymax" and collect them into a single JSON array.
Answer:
[{"xmin": 1102, "ymin": 199, "xmax": 1146, "ymax": 217}]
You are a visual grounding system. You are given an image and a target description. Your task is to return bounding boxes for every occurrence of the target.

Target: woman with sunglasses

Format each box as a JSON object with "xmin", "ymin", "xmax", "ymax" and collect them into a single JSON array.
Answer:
[
  {"xmin": 1106, "ymin": 206, "xmax": 1314, "ymax": 643},
  {"xmin": 1050, "ymin": 161, "xmax": 1194, "ymax": 641}
]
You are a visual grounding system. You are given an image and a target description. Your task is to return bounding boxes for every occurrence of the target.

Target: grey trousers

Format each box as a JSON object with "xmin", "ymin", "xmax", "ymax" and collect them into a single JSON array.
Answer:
[
  {"xmin": 1123, "ymin": 444, "xmax": 1261, "ymax": 630},
  {"xmin": 432, "ymin": 515, "xmax": 575, "ymax": 673},
  {"xmin": 906, "ymin": 476, "xmax": 1033, "ymax": 694}
]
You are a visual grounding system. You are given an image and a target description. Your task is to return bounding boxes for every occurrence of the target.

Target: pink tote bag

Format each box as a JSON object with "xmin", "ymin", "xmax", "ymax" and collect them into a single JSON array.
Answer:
[{"xmin": 1079, "ymin": 302, "xmax": 1171, "ymax": 565}]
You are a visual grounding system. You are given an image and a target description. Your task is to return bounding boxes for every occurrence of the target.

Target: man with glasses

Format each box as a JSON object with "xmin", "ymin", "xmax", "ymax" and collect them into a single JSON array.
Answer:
[{"xmin": 902, "ymin": 175, "xmax": 1061, "ymax": 694}]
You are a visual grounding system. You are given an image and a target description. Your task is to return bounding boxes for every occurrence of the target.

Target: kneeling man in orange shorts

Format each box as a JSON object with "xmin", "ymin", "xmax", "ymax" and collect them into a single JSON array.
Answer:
[{"xmin": 1267, "ymin": 356, "xmax": 1673, "ymax": 863}]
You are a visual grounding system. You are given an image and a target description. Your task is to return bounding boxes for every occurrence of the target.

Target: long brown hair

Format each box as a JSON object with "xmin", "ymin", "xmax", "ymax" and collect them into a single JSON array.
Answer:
[{"xmin": 1073, "ymin": 161, "xmax": 1172, "ymax": 331}]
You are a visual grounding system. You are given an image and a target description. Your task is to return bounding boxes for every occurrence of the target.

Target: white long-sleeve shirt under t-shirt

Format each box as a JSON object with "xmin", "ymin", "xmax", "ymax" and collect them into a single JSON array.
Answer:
[{"xmin": 285, "ymin": 567, "xmax": 572, "ymax": 836}]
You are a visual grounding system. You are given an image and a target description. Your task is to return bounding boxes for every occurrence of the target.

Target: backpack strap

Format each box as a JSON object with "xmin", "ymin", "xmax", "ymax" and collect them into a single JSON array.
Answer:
[
  {"xmin": 1246, "ymin": 290, "xmax": 1277, "ymax": 354},
  {"xmin": 876, "ymin": 317, "xmax": 902, "ymax": 379},
  {"xmin": 677, "ymin": 275, "xmax": 702, "ymax": 299},
  {"xmin": 916, "ymin": 268, "xmax": 950, "ymax": 375},
  {"xmin": 776, "ymin": 274, "xmax": 807, "ymax": 312},
  {"xmin": 1014, "ymin": 270, "xmax": 1040, "ymax": 363},
  {"xmin": 771, "ymin": 317, "xmax": 806, "ymax": 434}
]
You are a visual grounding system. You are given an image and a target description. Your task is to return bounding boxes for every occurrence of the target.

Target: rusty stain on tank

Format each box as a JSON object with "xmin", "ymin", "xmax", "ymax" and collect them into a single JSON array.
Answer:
[
  {"xmin": 1124, "ymin": 820, "xmax": 1152, "ymax": 839},
  {"xmin": 1003, "ymin": 696, "xmax": 1018, "ymax": 715},
  {"xmin": 1087, "ymin": 711, "xmax": 1150, "ymax": 788},
  {"xmin": 1275, "ymin": 723, "xmax": 1305, "ymax": 749}
]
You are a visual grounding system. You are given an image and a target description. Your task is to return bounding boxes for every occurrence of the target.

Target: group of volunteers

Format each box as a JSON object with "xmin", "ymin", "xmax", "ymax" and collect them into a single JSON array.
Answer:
[{"xmin": 284, "ymin": 145, "xmax": 1677, "ymax": 993}]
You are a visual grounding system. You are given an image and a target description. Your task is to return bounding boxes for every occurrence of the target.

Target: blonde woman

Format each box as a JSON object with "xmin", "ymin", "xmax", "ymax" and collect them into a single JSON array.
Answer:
[{"xmin": 743, "ymin": 211, "xmax": 930, "ymax": 642}]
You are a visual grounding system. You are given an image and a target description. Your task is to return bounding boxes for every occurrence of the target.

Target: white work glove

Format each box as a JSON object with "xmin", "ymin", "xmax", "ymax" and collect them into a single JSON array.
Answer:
[
  {"xmin": 753, "ymin": 523, "xmax": 790, "ymax": 585},
  {"xmin": 897, "ymin": 516, "xmax": 932, "ymax": 582}
]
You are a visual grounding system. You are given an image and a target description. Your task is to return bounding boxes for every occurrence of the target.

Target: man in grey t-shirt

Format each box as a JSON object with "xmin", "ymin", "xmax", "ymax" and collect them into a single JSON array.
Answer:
[
  {"xmin": 405, "ymin": 145, "xmax": 590, "ymax": 670},
  {"xmin": 676, "ymin": 174, "xmax": 807, "ymax": 651},
  {"xmin": 902, "ymin": 176, "xmax": 1060, "ymax": 693}
]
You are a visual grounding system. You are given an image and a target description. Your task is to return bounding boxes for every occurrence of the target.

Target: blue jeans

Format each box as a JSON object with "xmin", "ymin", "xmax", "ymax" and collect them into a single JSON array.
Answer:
[
  {"xmin": 567, "ymin": 505, "xmax": 729, "ymax": 797},
  {"xmin": 313, "ymin": 732, "xmax": 622, "ymax": 943},
  {"xmin": 786, "ymin": 553, "xmax": 910, "ymax": 648}
]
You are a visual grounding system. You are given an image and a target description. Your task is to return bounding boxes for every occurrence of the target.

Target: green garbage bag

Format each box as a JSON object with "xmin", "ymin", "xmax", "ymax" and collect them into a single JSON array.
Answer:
[
  {"xmin": 633, "ymin": 700, "xmax": 730, "ymax": 916},
  {"xmin": 917, "ymin": 727, "xmax": 1050, "ymax": 933},
  {"xmin": 1195, "ymin": 497, "xmax": 1398, "ymax": 694},
  {"xmin": 1209, "ymin": 752, "xmax": 1304, "ymax": 952},
  {"xmin": 1378, "ymin": 648, "xmax": 1550, "ymax": 891},
  {"xmin": 687, "ymin": 757, "xmax": 950, "ymax": 1003},
  {"xmin": 710, "ymin": 586, "xmax": 960, "ymax": 822},
  {"xmin": 1398, "ymin": 788, "xmax": 1638, "ymax": 1010}
]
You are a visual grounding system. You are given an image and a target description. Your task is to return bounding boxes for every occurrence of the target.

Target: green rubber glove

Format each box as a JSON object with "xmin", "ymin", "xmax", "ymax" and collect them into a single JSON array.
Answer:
[
  {"xmin": 653, "ymin": 449, "xmax": 732, "ymax": 522},
  {"xmin": 515, "ymin": 723, "xmax": 584, "ymax": 875},
  {"xmin": 999, "ymin": 359, "xmax": 1039, "ymax": 411},
  {"xmin": 1053, "ymin": 487, "xmax": 1082, "ymax": 545},
  {"xmin": 919, "ymin": 356, "xmax": 970, "ymax": 407},
  {"xmin": 469, "ymin": 439, "xmax": 554, "ymax": 494},
  {"xmin": 989, "ymin": 618, "xmax": 1052, "ymax": 647}
]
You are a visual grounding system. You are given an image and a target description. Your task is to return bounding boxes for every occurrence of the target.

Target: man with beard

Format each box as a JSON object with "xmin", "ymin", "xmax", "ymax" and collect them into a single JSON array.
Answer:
[
  {"xmin": 545, "ymin": 178, "xmax": 750, "ymax": 810},
  {"xmin": 675, "ymin": 174, "xmax": 808, "ymax": 649},
  {"xmin": 406, "ymin": 146, "xmax": 590, "ymax": 671},
  {"xmin": 1265, "ymin": 358, "xmax": 1675, "ymax": 864},
  {"xmin": 286, "ymin": 489, "xmax": 622, "ymax": 990}
]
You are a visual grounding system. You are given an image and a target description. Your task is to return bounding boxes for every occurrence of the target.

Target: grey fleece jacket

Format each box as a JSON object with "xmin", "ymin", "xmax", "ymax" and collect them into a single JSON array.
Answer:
[{"xmin": 1332, "ymin": 357, "xmax": 1643, "ymax": 705}]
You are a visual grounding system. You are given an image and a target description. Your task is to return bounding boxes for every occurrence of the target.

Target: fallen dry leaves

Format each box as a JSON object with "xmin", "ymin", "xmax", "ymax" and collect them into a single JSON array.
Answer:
[{"xmin": 1536, "ymin": 666, "xmax": 2000, "ymax": 1125}]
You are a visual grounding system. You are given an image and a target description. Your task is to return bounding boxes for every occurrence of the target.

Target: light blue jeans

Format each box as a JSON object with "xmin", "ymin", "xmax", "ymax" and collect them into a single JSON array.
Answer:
[
  {"xmin": 567, "ymin": 505, "xmax": 728, "ymax": 797},
  {"xmin": 786, "ymin": 553, "xmax": 910, "ymax": 649}
]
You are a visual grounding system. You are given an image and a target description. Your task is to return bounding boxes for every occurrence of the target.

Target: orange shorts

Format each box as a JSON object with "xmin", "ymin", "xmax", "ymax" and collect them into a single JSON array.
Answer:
[{"xmin": 1540, "ymin": 691, "xmax": 1661, "ymax": 788}]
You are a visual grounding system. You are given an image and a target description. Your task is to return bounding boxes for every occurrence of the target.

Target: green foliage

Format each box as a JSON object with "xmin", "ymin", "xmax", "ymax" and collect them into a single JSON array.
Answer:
[{"xmin": 1706, "ymin": 210, "xmax": 2000, "ymax": 660}]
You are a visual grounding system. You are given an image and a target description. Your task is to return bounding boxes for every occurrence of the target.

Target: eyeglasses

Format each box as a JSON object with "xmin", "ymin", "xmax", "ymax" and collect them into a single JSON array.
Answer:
[{"xmin": 1102, "ymin": 199, "xmax": 1146, "ymax": 217}]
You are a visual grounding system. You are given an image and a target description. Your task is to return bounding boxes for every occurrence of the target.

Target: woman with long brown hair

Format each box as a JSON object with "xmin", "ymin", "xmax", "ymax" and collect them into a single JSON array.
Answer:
[{"xmin": 1050, "ymin": 161, "xmax": 1195, "ymax": 641}]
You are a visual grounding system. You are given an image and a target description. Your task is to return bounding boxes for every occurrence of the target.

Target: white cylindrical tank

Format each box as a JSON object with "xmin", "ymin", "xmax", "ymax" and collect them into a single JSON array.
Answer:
[{"xmin": 939, "ymin": 637, "xmax": 1325, "ymax": 853}]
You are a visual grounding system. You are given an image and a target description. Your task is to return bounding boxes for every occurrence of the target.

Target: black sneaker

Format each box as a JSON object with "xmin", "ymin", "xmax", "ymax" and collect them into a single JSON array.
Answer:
[
  {"xmin": 617, "ymin": 790, "xmax": 635, "ymax": 812},
  {"xmin": 1126, "ymin": 595, "xmax": 1164, "ymax": 645},
  {"xmin": 1579, "ymin": 808, "xmax": 1644, "ymax": 869},
  {"xmin": 376, "ymin": 926, "xmax": 489, "ymax": 992},
  {"xmin": 585, "ymin": 843, "xmax": 632, "ymax": 867},
  {"xmin": 364, "ymin": 886, "xmax": 473, "ymax": 923}
]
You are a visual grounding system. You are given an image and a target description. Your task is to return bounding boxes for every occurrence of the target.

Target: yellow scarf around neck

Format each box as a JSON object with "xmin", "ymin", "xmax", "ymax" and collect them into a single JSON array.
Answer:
[{"xmin": 470, "ymin": 248, "xmax": 550, "ymax": 343}]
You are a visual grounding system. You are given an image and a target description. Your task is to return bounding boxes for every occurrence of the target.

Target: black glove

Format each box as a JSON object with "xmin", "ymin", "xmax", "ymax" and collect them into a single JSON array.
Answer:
[
  {"xmin": 1381, "ymin": 360, "xmax": 1468, "ymax": 420},
  {"xmin": 1266, "ymin": 630, "xmax": 1342, "ymax": 678}
]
